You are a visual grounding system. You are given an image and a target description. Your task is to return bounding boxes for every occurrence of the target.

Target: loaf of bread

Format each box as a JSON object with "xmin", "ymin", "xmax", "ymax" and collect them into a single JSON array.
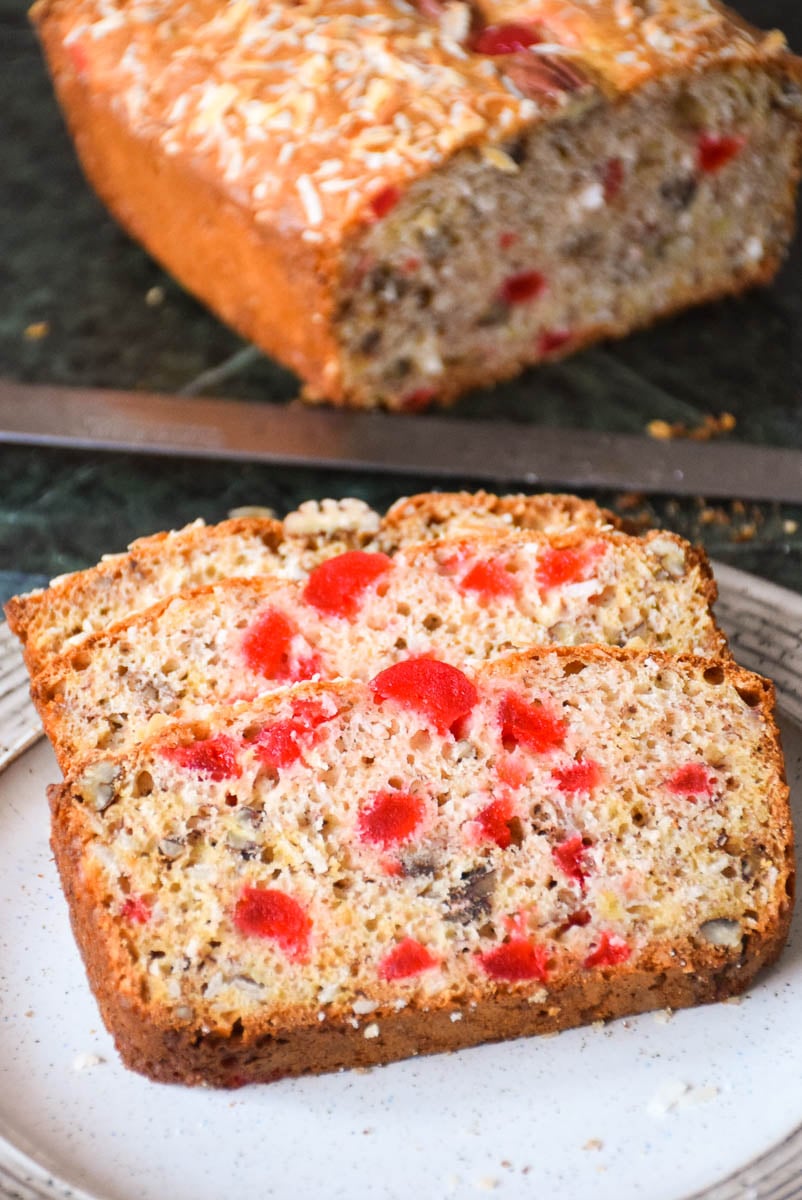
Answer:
[
  {"xmin": 33, "ymin": 528, "xmax": 724, "ymax": 770},
  {"xmin": 31, "ymin": 0, "xmax": 802, "ymax": 408},
  {"xmin": 6, "ymin": 492, "xmax": 616, "ymax": 673},
  {"xmin": 51, "ymin": 647, "xmax": 792, "ymax": 1086}
]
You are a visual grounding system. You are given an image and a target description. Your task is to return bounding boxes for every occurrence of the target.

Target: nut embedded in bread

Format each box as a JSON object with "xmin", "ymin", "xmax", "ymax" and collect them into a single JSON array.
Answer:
[
  {"xmin": 51, "ymin": 647, "xmax": 793, "ymax": 1086},
  {"xmin": 33, "ymin": 528, "xmax": 725, "ymax": 770},
  {"xmin": 4, "ymin": 492, "xmax": 616, "ymax": 672},
  {"xmin": 30, "ymin": 0, "xmax": 802, "ymax": 407}
]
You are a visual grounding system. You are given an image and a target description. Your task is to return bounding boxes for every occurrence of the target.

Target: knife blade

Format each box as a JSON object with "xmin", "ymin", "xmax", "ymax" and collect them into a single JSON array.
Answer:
[{"xmin": 1, "ymin": 378, "xmax": 801, "ymax": 503}]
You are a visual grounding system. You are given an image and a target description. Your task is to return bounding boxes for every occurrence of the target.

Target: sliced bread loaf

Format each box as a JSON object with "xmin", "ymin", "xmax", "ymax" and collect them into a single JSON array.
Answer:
[
  {"xmin": 6, "ymin": 492, "xmax": 617, "ymax": 673},
  {"xmin": 52, "ymin": 646, "xmax": 792, "ymax": 1086},
  {"xmin": 33, "ymin": 529, "xmax": 723, "ymax": 770}
]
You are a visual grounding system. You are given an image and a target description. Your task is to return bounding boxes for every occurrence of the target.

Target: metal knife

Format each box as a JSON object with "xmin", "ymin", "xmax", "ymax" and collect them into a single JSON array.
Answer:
[{"xmin": 1, "ymin": 378, "xmax": 801, "ymax": 503}]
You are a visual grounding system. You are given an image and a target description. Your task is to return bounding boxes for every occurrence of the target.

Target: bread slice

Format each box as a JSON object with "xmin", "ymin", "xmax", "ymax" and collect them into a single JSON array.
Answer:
[
  {"xmin": 31, "ymin": 0, "xmax": 802, "ymax": 408},
  {"xmin": 33, "ymin": 528, "xmax": 724, "ymax": 771},
  {"xmin": 51, "ymin": 646, "xmax": 792, "ymax": 1087},
  {"xmin": 5, "ymin": 492, "xmax": 616, "ymax": 673}
]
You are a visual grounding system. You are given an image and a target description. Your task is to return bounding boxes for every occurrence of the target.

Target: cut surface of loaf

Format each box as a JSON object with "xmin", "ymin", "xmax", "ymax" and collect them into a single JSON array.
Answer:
[
  {"xmin": 31, "ymin": 0, "xmax": 802, "ymax": 408},
  {"xmin": 34, "ymin": 529, "xmax": 724, "ymax": 770},
  {"xmin": 52, "ymin": 647, "xmax": 792, "ymax": 1087},
  {"xmin": 5, "ymin": 492, "xmax": 616, "ymax": 672}
]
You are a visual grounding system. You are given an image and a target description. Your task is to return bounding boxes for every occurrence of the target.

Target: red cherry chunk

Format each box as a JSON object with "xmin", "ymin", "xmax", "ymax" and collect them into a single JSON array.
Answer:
[
  {"xmin": 584, "ymin": 931, "xmax": 630, "ymax": 969},
  {"xmin": 500, "ymin": 270, "xmax": 546, "ymax": 305},
  {"xmin": 234, "ymin": 886, "xmax": 312, "ymax": 960},
  {"xmin": 242, "ymin": 608, "xmax": 320, "ymax": 682},
  {"xmin": 68, "ymin": 41, "xmax": 90, "ymax": 74},
  {"xmin": 552, "ymin": 834, "xmax": 589, "ymax": 886},
  {"xmin": 370, "ymin": 185, "xmax": 401, "ymax": 219},
  {"xmin": 697, "ymin": 132, "xmax": 746, "ymax": 173},
  {"xmin": 255, "ymin": 699, "xmax": 333, "ymax": 770},
  {"xmin": 476, "ymin": 796, "xmax": 517, "ymax": 849},
  {"xmin": 536, "ymin": 541, "xmax": 603, "ymax": 590},
  {"xmin": 459, "ymin": 557, "xmax": 516, "ymax": 600},
  {"xmin": 371, "ymin": 657, "xmax": 478, "ymax": 733},
  {"xmin": 165, "ymin": 733, "xmax": 242, "ymax": 781},
  {"xmin": 478, "ymin": 937, "xmax": 549, "ymax": 982},
  {"xmin": 667, "ymin": 763, "xmax": 714, "ymax": 799},
  {"xmin": 379, "ymin": 937, "xmax": 438, "ymax": 980},
  {"xmin": 553, "ymin": 758, "xmax": 602, "ymax": 793},
  {"xmin": 401, "ymin": 386, "xmax": 438, "ymax": 412},
  {"xmin": 602, "ymin": 156, "xmax": 624, "ymax": 202},
  {"xmin": 499, "ymin": 692, "xmax": 567, "ymax": 754},
  {"xmin": 121, "ymin": 896, "xmax": 150, "ymax": 924},
  {"xmin": 473, "ymin": 23, "xmax": 541, "ymax": 54},
  {"xmin": 538, "ymin": 328, "xmax": 572, "ymax": 357},
  {"xmin": 303, "ymin": 551, "xmax": 392, "ymax": 618},
  {"xmin": 358, "ymin": 789, "xmax": 425, "ymax": 848}
]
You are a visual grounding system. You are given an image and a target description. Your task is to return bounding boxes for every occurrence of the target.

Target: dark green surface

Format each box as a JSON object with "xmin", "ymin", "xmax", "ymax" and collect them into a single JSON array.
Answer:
[{"xmin": 2, "ymin": 0, "xmax": 802, "ymax": 603}]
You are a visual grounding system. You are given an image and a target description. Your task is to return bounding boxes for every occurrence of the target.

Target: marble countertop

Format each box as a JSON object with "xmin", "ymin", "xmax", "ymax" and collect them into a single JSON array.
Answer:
[{"xmin": 2, "ymin": 0, "xmax": 802, "ymax": 604}]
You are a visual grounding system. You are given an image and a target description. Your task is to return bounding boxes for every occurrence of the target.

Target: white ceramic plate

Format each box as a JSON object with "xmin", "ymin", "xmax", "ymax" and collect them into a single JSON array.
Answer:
[{"xmin": 1, "ymin": 562, "xmax": 801, "ymax": 1200}]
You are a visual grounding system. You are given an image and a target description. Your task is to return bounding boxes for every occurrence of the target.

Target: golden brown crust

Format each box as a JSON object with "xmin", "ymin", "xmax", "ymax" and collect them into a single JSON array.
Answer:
[
  {"xmin": 48, "ymin": 647, "xmax": 793, "ymax": 1087},
  {"xmin": 30, "ymin": 0, "xmax": 802, "ymax": 407}
]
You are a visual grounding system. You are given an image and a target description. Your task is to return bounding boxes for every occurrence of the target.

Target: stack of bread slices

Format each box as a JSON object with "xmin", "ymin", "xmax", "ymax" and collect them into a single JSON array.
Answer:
[{"xmin": 7, "ymin": 491, "xmax": 792, "ymax": 1087}]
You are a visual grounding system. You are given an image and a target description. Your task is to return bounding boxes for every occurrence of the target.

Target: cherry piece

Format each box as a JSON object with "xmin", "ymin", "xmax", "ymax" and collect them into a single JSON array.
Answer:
[
  {"xmin": 473, "ymin": 23, "xmax": 541, "ymax": 54},
  {"xmin": 165, "ymin": 734, "xmax": 242, "ymax": 781},
  {"xmin": 303, "ymin": 551, "xmax": 392, "ymax": 618},
  {"xmin": 358, "ymin": 789, "xmax": 425, "ymax": 848},
  {"xmin": 378, "ymin": 937, "xmax": 439, "ymax": 980},
  {"xmin": 553, "ymin": 759, "xmax": 602, "ymax": 793},
  {"xmin": 476, "ymin": 796, "xmax": 517, "ymax": 849},
  {"xmin": 234, "ymin": 886, "xmax": 312, "ymax": 960},
  {"xmin": 667, "ymin": 763, "xmax": 714, "ymax": 799},
  {"xmin": 537, "ymin": 328, "xmax": 572, "ymax": 356},
  {"xmin": 602, "ymin": 156, "xmax": 624, "ymax": 202},
  {"xmin": 697, "ymin": 132, "xmax": 746, "ymax": 173},
  {"xmin": 584, "ymin": 931, "xmax": 630, "ymax": 969},
  {"xmin": 255, "ymin": 699, "xmax": 333, "ymax": 770},
  {"xmin": 242, "ymin": 608, "xmax": 320, "ymax": 681},
  {"xmin": 459, "ymin": 557, "xmax": 516, "ymax": 600},
  {"xmin": 499, "ymin": 692, "xmax": 567, "ymax": 754},
  {"xmin": 478, "ymin": 937, "xmax": 549, "ymax": 982},
  {"xmin": 401, "ymin": 387, "xmax": 439, "ymax": 412},
  {"xmin": 536, "ymin": 541, "xmax": 603, "ymax": 590},
  {"xmin": 370, "ymin": 185, "xmax": 401, "ymax": 219},
  {"xmin": 552, "ymin": 834, "xmax": 589, "ymax": 886},
  {"xmin": 500, "ymin": 270, "xmax": 547, "ymax": 305},
  {"xmin": 121, "ymin": 896, "xmax": 150, "ymax": 924},
  {"xmin": 370, "ymin": 658, "xmax": 478, "ymax": 732}
]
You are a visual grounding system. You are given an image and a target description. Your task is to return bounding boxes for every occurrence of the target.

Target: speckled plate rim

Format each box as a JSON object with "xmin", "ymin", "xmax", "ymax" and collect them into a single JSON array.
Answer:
[{"xmin": 1, "ymin": 559, "xmax": 801, "ymax": 1200}]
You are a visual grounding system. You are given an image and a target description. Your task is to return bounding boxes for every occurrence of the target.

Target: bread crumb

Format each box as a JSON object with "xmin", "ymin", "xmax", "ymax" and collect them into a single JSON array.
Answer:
[
  {"xmin": 646, "ymin": 413, "xmax": 736, "ymax": 441},
  {"xmin": 228, "ymin": 506, "xmax": 276, "ymax": 520},
  {"xmin": 72, "ymin": 1052, "xmax": 105, "ymax": 1071},
  {"xmin": 24, "ymin": 321, "xmax": 49, "ymax": 340},
  {"xmin": 648, "ymin": 1079, "xmax": 719, "ymax": 1117},
  {"xmin": 653, "ymin": 1008, "xmax": 674, "ymax": 1024},
  {"xmin": 583, "ymin": 1138, "xmax": 603, "ymax": 1151},
  {"xmin": 476, "ymin": 1177, "xmax": 499, "ymax": 1191},
  {"xmin": 646, "ymin": 419, "xmax": 674, "ymax": 440},
  {"xmin": 145, "ymin": 285, "xmax": 166, "ymax": 306}
]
